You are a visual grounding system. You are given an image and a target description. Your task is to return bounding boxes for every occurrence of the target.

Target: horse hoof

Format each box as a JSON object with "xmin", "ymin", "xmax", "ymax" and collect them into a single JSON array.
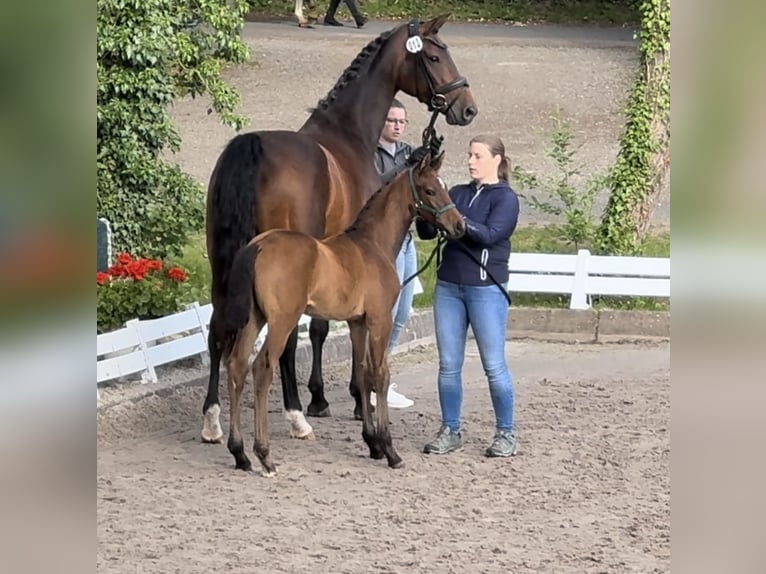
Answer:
[
  {"xmin": 389, "ymin": 459, "xmax": 404, "ymax": 469},
  {"xmin": 235, "ymin": 459, "xmax": 253, "ymax": 472},
  {"xmin": 201, "ymin": 405, "xmax": 224, "ymax": 443},
  {"xmin": 201, "ymin": 430, "xmax": 223, "ymax": 444},
  {"xmin": 260, "ymin": 469, "xmax": 277, "ymax": 478},
  {"xmin": 306, "ymin": 404, "xmax": 331, "ymax": 418},
  {"xmin": 291, "ymin": 430, "xmax": 316, "ymax": 441},
  {"xmin": 286, "ymin": 410, "xmax": 314, "ymax": 439}
]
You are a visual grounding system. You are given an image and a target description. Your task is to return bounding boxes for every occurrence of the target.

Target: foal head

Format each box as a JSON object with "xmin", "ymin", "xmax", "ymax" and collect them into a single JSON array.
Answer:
[
  {"xmin": 409, "ymin": 151, "xmax": 465, "ymax": 239},
  {"xmin": 393, "ymin": 15, "xmax": 477, "ymax": 126}
]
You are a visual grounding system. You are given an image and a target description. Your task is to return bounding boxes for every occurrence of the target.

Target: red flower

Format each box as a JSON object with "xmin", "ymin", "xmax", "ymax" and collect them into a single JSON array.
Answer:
[
  {"xmin": 166, "ymin": 267, "xmax": 188, "ymax": 282},
  {"xmin": 97, "ymin": 272, "xmax": 110, "ymax": 285},
  {"xmin": 145, "ymin": 260, "xmax": 163, "ymax": 271},
  {"xmin": 116, "ymin": 253, "xmax": 132, "ymax": 265}
]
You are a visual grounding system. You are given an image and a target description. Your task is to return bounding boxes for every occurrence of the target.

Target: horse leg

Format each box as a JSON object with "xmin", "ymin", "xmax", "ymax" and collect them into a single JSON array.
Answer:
[
  {"xmin": 279, "ymin": 325, "xmax": 314, "ymax": 439},
  {"xmin": 306, "ymin": 318, "xmax": 332, "ymax": 417},
  {"xmin": 201, "ymin": 305, "xmax": 224, "ymax": 443},
  {"xmin": 368, "ymin": 318, "xmax": 403, "ymax": 468},
  {"xmin": 225, "ymin": 320, "xmax": 260, "ymax": 471},
  {"xmin": 348, "ymin": 320, "xmax": 380, "ymax": 458},
  {"xmin": 294, "ymin": 0, "xmax": 309, "ymax": 26},
  {"xmin": 306, "ymin": 0, "xmax": 318, "ymax": 24},
  {"xmin": 252, "ymin": 320, "xmax": 295, "ymax": 477}
]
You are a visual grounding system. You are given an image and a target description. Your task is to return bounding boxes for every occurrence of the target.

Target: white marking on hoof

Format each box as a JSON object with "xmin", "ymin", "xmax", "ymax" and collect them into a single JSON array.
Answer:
[
  {"xmin": 285, "ymin": 410, "xmax": 314, "ymax": 439},
  {"xmin": 261, "ymin": 469, "xmax": 278, "ymax": 478},
  {"xmin": 201, "ymin": 404, "xmax": 224, "ymax": 443}
]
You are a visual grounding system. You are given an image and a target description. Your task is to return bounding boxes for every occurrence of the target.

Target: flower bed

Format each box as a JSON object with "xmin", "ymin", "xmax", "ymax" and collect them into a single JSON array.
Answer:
[{"xmin": 97, "ymin": 253, "xmax": 194, "ymax": 333}]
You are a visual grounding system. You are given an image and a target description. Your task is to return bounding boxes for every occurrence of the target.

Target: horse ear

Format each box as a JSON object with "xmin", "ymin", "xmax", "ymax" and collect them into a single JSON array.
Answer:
[
  {"xmin": 418, "ymin": 151, "xmax": 432, "ymax": 172},
  {"xmin": 430, "ymin": 150, "xmax": 446, "ymax": 171},
  {"xmin": 421, "ymin": 13, "xmax": 450, "ymax": 36}
]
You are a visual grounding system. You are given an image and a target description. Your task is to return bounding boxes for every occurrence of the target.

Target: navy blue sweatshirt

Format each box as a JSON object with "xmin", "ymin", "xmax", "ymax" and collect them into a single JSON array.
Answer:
[{"xmin": 417, "ymin": 180, "xmax": 519, "ymax": 286}]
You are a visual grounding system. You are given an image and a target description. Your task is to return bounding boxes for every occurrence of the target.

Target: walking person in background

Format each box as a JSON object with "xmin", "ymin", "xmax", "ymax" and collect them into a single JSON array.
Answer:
[
  {"xmin": 372, "ymin": 98, "xmax": 436, "ymax": 409},
  {"xmin": 323, "ymin": 0, "xmax": 368, "ymax": 28},
  {"xmin": 417, "ymin": 134, "xmax": 520, "ymax": 458}
]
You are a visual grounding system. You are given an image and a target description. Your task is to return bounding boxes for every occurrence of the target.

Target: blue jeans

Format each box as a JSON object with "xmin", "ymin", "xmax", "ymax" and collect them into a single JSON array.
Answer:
[
  {"xmin": 388, "ymin": 233, "xmax": 418, "ymax": 352},
  {"xmin": 433, "ymin": 279, "xmax": 514, "ymax": 433}
]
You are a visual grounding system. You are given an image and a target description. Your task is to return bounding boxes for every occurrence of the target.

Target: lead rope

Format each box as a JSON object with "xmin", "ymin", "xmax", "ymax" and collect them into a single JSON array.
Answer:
[
  {"xmin": 401, "ymin": 231, "xmax": 512, "ymax": 307},
  {"xmin": 401, "ymin": 231, "xmax": 447, "ymax": 290}
]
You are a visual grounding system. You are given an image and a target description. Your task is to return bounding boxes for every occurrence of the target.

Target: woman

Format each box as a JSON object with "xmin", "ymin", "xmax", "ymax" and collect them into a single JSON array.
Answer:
[{"xmin": 416, "ymin": 135, "xmax": 520, "ymax": 457}]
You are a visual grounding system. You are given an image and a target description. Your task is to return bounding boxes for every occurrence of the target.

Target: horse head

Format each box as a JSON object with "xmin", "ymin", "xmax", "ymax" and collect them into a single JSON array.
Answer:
[
  {"xmin": 409, "ymin": 151, "xmax": 465, "ymax": 239},
  {"xmin": 394, "ymin": 15, "xmax": 478, "ymax": 126}
]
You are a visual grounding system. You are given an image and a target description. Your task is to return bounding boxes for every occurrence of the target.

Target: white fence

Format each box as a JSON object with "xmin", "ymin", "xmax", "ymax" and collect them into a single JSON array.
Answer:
[
  {"xmin": 97, "ymin": 250, "xmax": 670, "ymax": 388},
  {"xmin": 508, "ymin": 248, "xmax": 670, "ymax": 309},
  {"xmin": 97, "ymin": 303, "xmax": 311, "ymax": 386}
]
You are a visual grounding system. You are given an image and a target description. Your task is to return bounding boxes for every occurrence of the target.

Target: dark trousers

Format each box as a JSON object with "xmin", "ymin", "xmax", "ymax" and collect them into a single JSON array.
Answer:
[{"xmin": 325, "ymin": 0, "xmax": 364, "ymax": 23}]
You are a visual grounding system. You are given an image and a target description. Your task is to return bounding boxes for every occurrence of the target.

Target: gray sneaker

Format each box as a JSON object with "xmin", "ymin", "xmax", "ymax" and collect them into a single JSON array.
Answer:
[
  {"xmin": 423, "ymin": 426, "xmax": 463, "ymax": 455},
  {"xmin": 486, "ymin": 430, "xmax": 518, "ymax": 458}
]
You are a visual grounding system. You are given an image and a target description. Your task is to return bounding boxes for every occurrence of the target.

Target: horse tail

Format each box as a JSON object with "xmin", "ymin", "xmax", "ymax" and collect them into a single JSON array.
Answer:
[
  {"xmin": 208, "ymin": 133, "xmax": 263, "ymax": 304},
  {"xmin": 224, "ymin": 243, "xmax": 261, "ymax": 334}
]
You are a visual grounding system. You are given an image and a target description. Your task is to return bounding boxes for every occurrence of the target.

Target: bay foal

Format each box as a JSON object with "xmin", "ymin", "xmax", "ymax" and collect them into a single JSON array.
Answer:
[{"xmin": 222, "ymin": 152, "xmax": 464, "ymax": 475}]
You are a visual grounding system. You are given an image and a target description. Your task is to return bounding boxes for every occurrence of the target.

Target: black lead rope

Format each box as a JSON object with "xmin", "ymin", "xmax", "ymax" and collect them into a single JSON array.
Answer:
[
  {"xmin": 400, "ymin": 232, "xmax": 513, "ymax": 308},
  {"xmin": 401, "ymin": 232, "xmax": 446, "ymax": 289}
]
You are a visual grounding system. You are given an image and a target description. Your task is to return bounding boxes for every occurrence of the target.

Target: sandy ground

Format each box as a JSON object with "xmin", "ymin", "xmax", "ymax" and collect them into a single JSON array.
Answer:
[
  {"xmin": 97, "ymin": 338, "xmax": 669, "ymax": 573},
  {"xmin": 168, "ymin": 19, "xmax": 669, "ymax": 227}
]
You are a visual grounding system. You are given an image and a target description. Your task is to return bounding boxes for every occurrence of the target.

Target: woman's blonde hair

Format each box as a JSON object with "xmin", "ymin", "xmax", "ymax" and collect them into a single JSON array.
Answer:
[{"xmin": 469, "ymin": 134, "xmax": 511, "ymax": 182}]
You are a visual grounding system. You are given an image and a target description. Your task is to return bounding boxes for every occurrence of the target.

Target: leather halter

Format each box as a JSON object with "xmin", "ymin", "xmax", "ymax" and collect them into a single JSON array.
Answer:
[
  {"xmin": 407, "ymin": 19, "xmax": 469, "ymax": 112},
  {"xmin": 408, "ymin": 166, "xmax": 456, "ymax": 219}
]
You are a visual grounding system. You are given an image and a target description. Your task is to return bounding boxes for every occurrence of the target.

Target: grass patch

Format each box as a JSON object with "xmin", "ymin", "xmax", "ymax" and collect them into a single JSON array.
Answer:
[{"xmin": 247, "ymin": 0, "xmax": 640, "ymax": 26}]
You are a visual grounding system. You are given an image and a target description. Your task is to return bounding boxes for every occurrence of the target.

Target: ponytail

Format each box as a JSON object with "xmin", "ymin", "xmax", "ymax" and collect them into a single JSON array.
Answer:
[{"xmin": 498, "ymin": 155, "xmax": 511, "ymax": 182}]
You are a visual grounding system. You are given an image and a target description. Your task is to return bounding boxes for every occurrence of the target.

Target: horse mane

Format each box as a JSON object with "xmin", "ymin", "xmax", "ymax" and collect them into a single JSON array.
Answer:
[
  {"xmin": 343, "ymin": 181, "xmax": 389, "ymax": 233},
  {"xmin": 312, "ymin": 28, "xmax": 396, "ymax": 112}
]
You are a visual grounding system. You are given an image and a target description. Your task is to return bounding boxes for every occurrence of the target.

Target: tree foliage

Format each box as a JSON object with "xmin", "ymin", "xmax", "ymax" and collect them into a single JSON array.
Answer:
[
  {"xmin": 97, "ymin": 0, "xmax": 250, "ymax": 258},
  {"xmin": 598, "ymin": 0, "xmax": 670, "ymax": 254}
]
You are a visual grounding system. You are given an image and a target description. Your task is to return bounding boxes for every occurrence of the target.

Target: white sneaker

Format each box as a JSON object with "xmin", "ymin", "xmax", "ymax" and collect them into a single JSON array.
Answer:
[{"xmin": 370, "ymin": 383, "xmax": 414, "ymax": 409}]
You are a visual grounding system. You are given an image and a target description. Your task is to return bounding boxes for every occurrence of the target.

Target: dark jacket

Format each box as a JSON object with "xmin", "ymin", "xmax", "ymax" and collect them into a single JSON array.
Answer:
[
  {"xmin": 374, "ymin": 141, "xmax": 414, "ymax": 185},
  {"xmin": 417, "ymin": 180, "xmax": 519, "ymax": 286}
]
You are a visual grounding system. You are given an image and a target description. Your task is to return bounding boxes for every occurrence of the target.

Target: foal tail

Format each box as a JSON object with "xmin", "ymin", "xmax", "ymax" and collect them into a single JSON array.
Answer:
[
  {"xmin": 208, "ymin": 133, "xmax": 263, "ymax": 304},
  {"xmin": 224, "ymin": 243, "xmax": 261, "ymax": 334}
]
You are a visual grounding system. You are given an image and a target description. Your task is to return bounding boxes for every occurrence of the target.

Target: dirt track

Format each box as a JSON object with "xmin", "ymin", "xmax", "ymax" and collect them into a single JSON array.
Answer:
[{"xmin": 97, "ymin": 339, "xmax": 669, "ymax": 573}]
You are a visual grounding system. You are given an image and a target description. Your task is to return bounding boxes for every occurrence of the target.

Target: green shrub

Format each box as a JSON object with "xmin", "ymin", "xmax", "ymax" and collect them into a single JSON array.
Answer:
[
  {"xmin": 97, "ymin": 0, "xmax": 250, "ymax": 259},
  {"xmin": 513, "ymin": 113, "xmax": 608, "ymax": 250}
]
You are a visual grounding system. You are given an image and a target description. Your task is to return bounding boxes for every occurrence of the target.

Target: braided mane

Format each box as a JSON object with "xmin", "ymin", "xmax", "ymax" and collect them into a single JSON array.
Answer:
[{"xmin": 314, "ymin": 29, "xmax": 395, "ymax": 111}]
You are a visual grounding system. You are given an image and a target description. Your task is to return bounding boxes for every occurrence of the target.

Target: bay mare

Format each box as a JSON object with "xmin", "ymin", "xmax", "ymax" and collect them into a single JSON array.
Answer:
[
  {"xmin": 221, "ymin": 152, "xmax": 465, "ymax": 475},
  {"xmin": 202, "ymin": 15, "xmax": 477, "ymax": 444}
]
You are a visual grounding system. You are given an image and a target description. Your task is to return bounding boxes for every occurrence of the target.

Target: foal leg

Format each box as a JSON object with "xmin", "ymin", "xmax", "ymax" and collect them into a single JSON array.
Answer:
[
  {"xmin": 306, "ymin": 318, "xmax": 332, "ymax": 417},
  {"xmin": 279, "ymin": 325, "xmax": 314, "ymax": 439},
  {"xmin": 226, "ymin": 320, "xmax": 260, "ymax": 471},
  {"xmin": 347, "ymin": 320, "xmax": 380, "ymax": 458},
  {"xmin": 253, "ymin": 320, "xmax": 296, "ymax": 477},
  {"xmin": 368, "ymin": 319, "xmax": 403, "ymax": 469},
  {"xmin": 201, "ymin": 305, "xmax": 224, "ymax": 443}
]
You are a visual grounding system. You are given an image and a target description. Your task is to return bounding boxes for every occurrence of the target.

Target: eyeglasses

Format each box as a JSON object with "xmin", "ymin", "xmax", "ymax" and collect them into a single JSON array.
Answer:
[{"xmin": 385, "ymin": 118, "xmax": 408, "ymax": 125}]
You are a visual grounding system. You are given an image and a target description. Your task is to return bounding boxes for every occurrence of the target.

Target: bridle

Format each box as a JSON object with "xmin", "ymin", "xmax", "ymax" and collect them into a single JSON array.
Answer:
[
  {"xmin": 405, "ymin": 19, "xmax": 468, "ymax": 146},
  {"xmin": 408, "ymin": 166, "xmax": 455, "ymax": 220}
]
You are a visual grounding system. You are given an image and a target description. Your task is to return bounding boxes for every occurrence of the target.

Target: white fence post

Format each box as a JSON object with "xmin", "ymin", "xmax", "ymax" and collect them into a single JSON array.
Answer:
[
  {"xmin": 188, "ymin": 302, "xmax": 211, "ymax": 367},
  {"xmin": 126, "ymin": 318, "xmax": 158, "ymax": 383},
  {"xmin": 570, "ymin": 249, "xmax": 591, "ymax": 310}
]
